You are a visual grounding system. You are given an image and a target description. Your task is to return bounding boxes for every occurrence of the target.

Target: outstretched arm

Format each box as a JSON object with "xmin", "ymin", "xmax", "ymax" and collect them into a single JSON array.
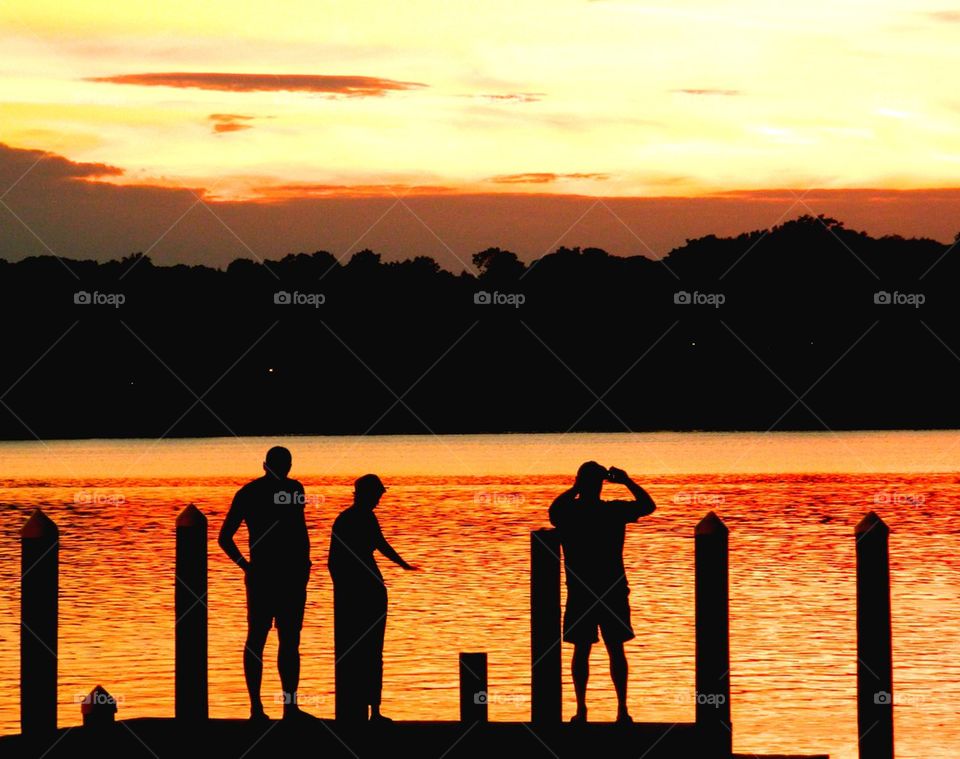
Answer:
[
  {"xmin": 373, "ymin": 518, "xmax": 418, "ymax": 570},
  {"xmin": 608, "ymin": 467, "xmax": 656, "ymax": 518},
  {"xmin": 218, "ymin": 495, "xmax": 249, "ymax": 572}
]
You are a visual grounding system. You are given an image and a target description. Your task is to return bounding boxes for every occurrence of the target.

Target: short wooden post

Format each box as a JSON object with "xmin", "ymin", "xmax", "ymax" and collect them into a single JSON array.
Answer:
[
  {"xmin": 459, "ymin": 652, "xmax": 488, "ymax": 723},
  {"xmin": 175, "ymin": 504, "xmax": 208, "ymax": 721},
  {"xmin": 695, "ymin": 512, "xmax": 732, "ymax": 758},
  {"xmin": 21, "ymin": 509, "xmax": 58, "ymax": 737},
  {"xmin": 531, "ymin": 528, "xmax": 561, "ymax": 724},
  {"xmin": 856, "ymin": 512, "xmax": 894, "ymax": 759},
  {"xmin": 80, "ymin": 685, "xmax": 118, "ymax": 728}
]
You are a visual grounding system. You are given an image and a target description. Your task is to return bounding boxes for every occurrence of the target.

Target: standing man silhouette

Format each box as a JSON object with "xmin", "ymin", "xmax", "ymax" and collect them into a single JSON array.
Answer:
[
  {"xmin": 549, "ymin": 461, "xmax": 656, "ymax": 723},
  {"xmin": 328, "ymin": 474, "xmax": 418, "ymax": 722},
  {"xmin": 219, "ymin": 446, "xmax": 312, "ymax": 721}
]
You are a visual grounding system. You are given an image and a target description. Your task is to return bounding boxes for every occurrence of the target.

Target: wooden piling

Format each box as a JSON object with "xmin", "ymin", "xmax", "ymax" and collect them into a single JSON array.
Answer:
[
  {"xmin": 20, "ymin": 509, "xmax": 58, "ymax": 737},
  {"xmin": 459, "ymin": 652, "xmax": 488, "ymax": 723},
  {"xmin": 175, "ymin": 504, "xmax": 208, "ymax": 721},
  {"xmin": 80, "ymin": 685, "xmax": 118, "ymax": 728},
  {"xmin": 855, "ymin": 511, "xmax": 894, "ymax": 759},
  {"xmin": 695, "ymin": 511, "xmax": 732, "ymax": 758},
  {"xmin": 531, "ymin": 527, "xmax": 561, "ymax": 724}
]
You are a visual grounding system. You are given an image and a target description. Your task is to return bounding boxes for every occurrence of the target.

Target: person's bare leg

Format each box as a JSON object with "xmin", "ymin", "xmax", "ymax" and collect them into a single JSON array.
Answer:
[
  {"xmin": 604, "ymin": 639, "xmax": 631, "ymax": 722},
  {"xmin": 244, "ymin": 627, "xmax": 269, "ymax": 719},
  {"xmin": 571, "ymin": 642, "xmax": 592, "ymax": 721},
  {"xmin": 277, "ymin": 626, "xmax": 303, "ymax": 718}
]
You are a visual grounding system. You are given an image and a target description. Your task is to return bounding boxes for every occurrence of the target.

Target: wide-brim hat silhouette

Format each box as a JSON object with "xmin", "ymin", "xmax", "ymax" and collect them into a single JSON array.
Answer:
[{"xmin": 354, "ymin": 473, "xmax": 387, "ymax": 498}]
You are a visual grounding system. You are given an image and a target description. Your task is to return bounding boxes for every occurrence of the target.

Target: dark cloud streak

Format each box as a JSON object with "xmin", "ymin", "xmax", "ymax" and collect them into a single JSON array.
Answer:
[{"xmin": 88, "ymin": 72, "xmax": 427, "ymax": 96}]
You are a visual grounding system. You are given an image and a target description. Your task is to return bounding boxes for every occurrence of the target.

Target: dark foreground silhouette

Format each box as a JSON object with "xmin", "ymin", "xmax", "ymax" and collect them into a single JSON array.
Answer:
[
  {"xmin": 2, "ymin": 215, "xmax": 959, "ymax": 438},
  {"xmin": 329, "ymin": 474, "xmax": 418, "ymax": 721},
  {"xmin": 549, "ymin": 462, "xmax": 656, "ymax": 723},
  {"xmin": 0, "ymin": 717, "xmax": 829, "ymax": 759},
  {"xmin": 218, "ymin": 446, "xmax": 312, "ymax": 720}
]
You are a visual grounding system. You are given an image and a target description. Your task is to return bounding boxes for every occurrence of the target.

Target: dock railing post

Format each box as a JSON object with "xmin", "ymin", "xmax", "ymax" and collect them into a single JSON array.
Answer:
[
  {"xmin": 175, "ymin": 504, "xmax": 208, "ymax": 721},
  {"xmin": 856, "ymin": 511, "xmax": 894, "ymax": 759},
  {"xmin": 459, "ymin": 652, "xmax": 488, "ymax": 723},
  {"xmin": 21, "ymin": 509, "xmax": 58, "ymax": 737},
  {"xmin": 531, "ymin": 527, "xmax": 561, "ymax": 724},
  {"xmin": 695, "ymin": 511, "xmax": 732, "ymax": 758}
]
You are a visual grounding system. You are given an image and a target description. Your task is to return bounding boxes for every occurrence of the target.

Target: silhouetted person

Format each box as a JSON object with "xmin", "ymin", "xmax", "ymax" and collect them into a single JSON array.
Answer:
[
  {"xmin": 218, "ymin": 446, "xmax": 312, "ymax": 721},
  {"xmin": 549, "ymin": 461, "xmax": 656, "ymax": 723},
  {"xmin": 328, "ymin": 474, "xmax": 418, "ymax": 722}
]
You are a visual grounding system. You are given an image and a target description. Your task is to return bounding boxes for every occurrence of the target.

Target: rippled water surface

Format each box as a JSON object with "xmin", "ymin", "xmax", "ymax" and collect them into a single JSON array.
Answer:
[{"xmin": 1, "ymin": 431, "xmax": 958, "ymax": 759}]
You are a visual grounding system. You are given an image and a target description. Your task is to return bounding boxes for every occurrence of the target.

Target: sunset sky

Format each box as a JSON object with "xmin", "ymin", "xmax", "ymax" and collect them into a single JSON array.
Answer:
[{"xmin": 1, "ymin": 1, "xmax": 959, "ymax": 266}]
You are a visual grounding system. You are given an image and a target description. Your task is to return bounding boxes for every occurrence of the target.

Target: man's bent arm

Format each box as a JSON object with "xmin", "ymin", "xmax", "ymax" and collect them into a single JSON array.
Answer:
[
  {"xmin": 608, "ymin": 468, "xmax": 656, "ymax": 519},
  {"xmin": 218, "ymin": 496, "xmax": 249, "ymax": 571},
  {"xmin": 624, "ymin": 478, "xmax": 656, "ymax": 516}
]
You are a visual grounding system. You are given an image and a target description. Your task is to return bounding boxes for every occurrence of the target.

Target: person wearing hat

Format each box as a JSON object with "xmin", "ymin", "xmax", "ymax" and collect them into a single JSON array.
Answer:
[
  {"xmin": 328, "ymin": 474, "xmax": 418, "ymax": 722},
  {"xmin": 548, "ymin": 461, "xmax": 657, "ymax": 724}
]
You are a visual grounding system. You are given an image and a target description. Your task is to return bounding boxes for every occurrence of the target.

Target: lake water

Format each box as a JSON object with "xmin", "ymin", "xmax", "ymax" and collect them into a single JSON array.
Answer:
[{"xmin": 0, "ymin": 431, "xmax": 958, "ymax": 758}]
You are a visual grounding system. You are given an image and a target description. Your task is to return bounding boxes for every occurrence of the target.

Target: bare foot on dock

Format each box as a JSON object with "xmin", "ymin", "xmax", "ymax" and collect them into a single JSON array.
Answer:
[
  {"xmin": 249, "ymin": 707, "xmax": 269, "ymax": 723},
  {"xmin": 570, "ymin": 710, "xmax": 587, "ymax": 724},
  {"xmin": 369, "ymin": 712, "xmax": 394, "ymax": 724},
  {"xmin": 616, "ymin": 710, "xmax": 634, "ymax": 724}
]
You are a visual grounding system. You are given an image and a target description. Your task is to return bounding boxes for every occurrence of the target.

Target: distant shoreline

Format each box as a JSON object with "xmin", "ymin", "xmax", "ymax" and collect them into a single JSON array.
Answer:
[{"xmin": 1, "ymin": 426, "xmax": 958, "ymax": 444}]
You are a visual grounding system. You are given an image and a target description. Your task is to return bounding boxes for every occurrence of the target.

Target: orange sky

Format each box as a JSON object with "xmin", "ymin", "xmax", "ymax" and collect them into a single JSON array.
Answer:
[{"xmin": 1, "ymin": 1, "xmax": 959, "ymax": 264}]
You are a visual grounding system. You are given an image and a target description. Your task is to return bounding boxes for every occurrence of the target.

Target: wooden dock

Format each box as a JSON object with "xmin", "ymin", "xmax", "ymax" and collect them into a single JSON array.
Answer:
[
  {"xmin": 4, "ymin": 506, "xmax": 901, "ymax": 758},
  {"xmin": 0, "ymin": 718, "xmax": 828, "ymax": 759}
]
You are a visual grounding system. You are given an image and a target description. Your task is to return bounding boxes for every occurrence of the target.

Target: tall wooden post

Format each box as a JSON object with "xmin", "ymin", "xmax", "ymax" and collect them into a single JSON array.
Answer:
[
  {"xmin": 856, "ymin": 511, "xmax": 894, "ymax": 759},
  {"xmin": 459, "ymin": 652, "xmax": 488, "ymax": 723},
  {"xmin": 21, "ymin": 509, "xmax": 58, "ymax": 737},
  {"xmin": 176, "ymin": 504, "xmax": 208, "ymax": 721},
  {"xmin": 531, "ymin": 528, "xmax": 561, "ymax": 724},
  {"xmin": 695, "ymin": 512, "xmax": 732, "ymax": 758}
]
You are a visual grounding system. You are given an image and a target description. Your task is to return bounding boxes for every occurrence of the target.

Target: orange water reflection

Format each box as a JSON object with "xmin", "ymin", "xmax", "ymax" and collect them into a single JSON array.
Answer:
[{"xmin": 0, "ymin": 432, "xmax": 958, "ymax": 759}]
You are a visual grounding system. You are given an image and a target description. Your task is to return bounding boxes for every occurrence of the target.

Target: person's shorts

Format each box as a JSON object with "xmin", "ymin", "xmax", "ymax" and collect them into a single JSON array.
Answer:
[
  {"xmin": 563, "ymin": 586, "xmax": 635, "ymax": 645},
  {"xmin": 245, "ymin": 567, "xmax": 309, "ymax": 634}
]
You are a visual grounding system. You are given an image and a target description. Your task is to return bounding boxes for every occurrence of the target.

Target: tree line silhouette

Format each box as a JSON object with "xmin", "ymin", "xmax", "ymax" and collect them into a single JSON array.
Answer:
[{"xmin": 1, "ymin": 214, "xmax": 959, "ymax": 439}]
